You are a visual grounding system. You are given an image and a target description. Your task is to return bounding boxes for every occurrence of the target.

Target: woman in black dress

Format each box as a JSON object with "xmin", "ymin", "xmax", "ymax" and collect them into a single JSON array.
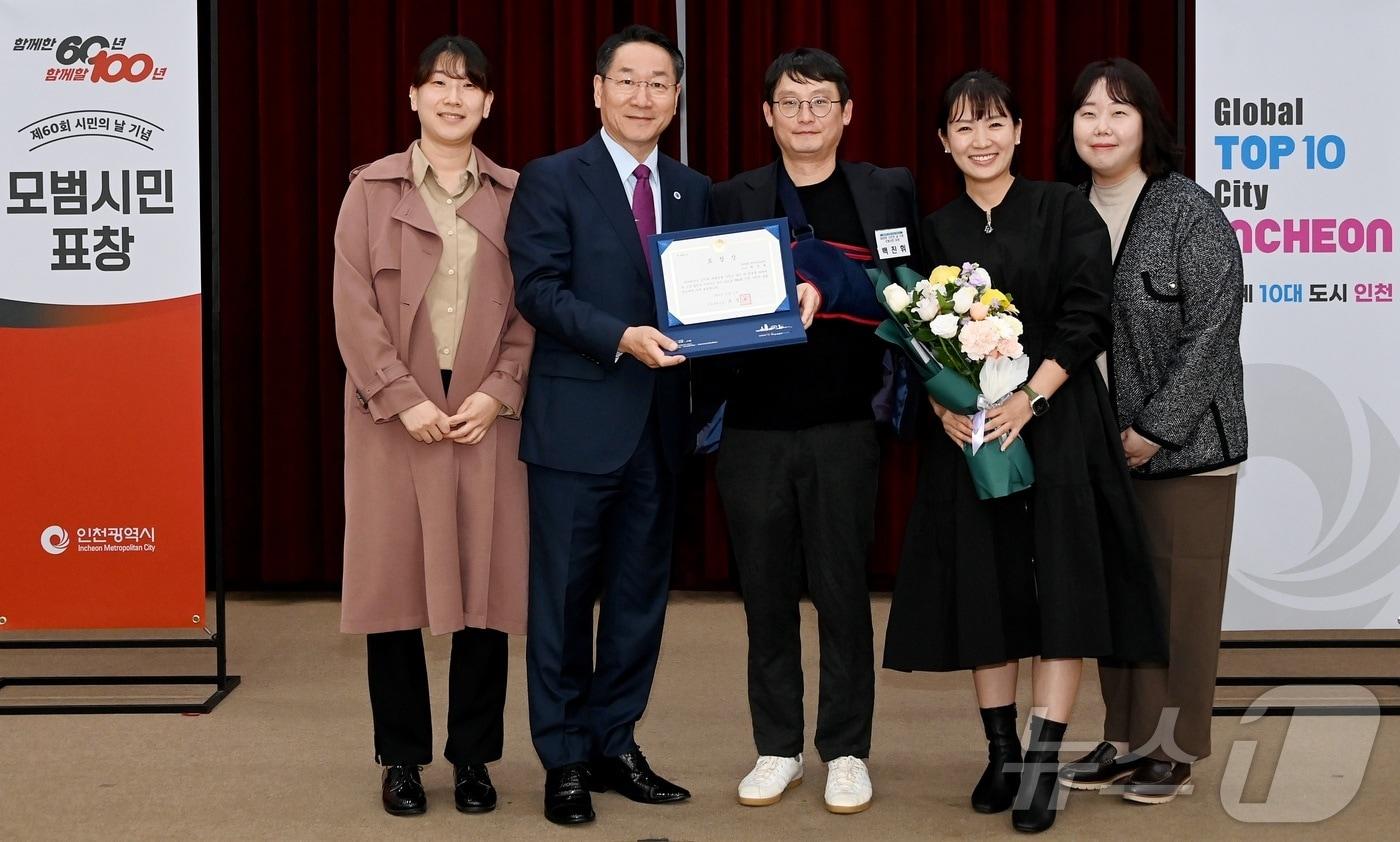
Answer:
[{"xmin": 882, "ymin": 70, "xmax": 1164, "ymax": 833}]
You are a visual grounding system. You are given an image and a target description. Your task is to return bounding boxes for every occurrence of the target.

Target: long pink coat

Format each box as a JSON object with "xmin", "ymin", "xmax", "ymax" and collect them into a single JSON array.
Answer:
[{"xmin": 333, "ymin": 145, "xmax": 533, "ymax": 636}]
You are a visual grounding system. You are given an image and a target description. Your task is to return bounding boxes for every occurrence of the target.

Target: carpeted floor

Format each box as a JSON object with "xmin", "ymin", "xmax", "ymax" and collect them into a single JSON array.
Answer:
[{"xmin": 2, "ymin": 592, "xmax": 1398, "ymax": 840}]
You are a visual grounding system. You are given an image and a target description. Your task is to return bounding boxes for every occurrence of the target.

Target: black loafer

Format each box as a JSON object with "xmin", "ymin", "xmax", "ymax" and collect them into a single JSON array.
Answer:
[
  {"xmin": 1057, "ymin": 742, "xmax": 1150, "ymax": 791},
  {"xmin": 544, "ymin": 763, "xmax": 595, "ymax": 825},
  {"xmin": 454, "ymin": 763, "xmax": 497, "ymax": 814},
  {"xmin": 589, "ymin": 748, "xmax": 690, "ymax": 804},
  {"xmin": 1122, "ymin": 761, "xmax": 1193, "ymax": 804},
  {"xmin": 381, "ymin": 764, "xmax": 427, "ymax": 816}
]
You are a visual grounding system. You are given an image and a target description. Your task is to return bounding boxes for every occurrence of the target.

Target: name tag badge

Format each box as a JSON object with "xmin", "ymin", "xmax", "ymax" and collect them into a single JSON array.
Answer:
[{"xmin": 874, "ymin": 226, "xmax": 912, "ymax": 259}]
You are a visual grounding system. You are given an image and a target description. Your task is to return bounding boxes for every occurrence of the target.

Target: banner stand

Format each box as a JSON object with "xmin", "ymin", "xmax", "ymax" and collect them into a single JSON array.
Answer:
[
  {"xmin": 0, "ymin": 0, "xmax": 238, "ymax": 715},
  {"xmin": 0, "ymin": 637, "xmax": 240, "ymax": 716},
  {"xmin": 1182, "ymin": 1, "xmax": 1400, "ymax": 720},
  {"xmin": 1212, "ymin": 637, "xmax": 1400, "ymax": 718}
]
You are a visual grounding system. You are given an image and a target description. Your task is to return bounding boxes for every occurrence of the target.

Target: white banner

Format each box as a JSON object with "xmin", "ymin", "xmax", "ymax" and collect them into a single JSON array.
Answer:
[
  {"xmin": 0, "ymin": 0, "xmax": 200, "ymax": 306},
  {"xmin": 1197, "ymin": 1, "xmax": 1400, "ymax": 629}
]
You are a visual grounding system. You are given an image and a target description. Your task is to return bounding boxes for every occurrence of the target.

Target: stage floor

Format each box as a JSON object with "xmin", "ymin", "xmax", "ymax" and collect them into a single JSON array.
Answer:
[{"xmin": 2, "ymin": 592, "xmax": 1398, "ymax": 840}]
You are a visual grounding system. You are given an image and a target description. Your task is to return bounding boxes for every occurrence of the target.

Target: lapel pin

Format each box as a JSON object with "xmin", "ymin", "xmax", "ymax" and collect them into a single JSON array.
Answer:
[{"xmin": 673, "ymin": 191, "xmax": 682, "ymax": 200}]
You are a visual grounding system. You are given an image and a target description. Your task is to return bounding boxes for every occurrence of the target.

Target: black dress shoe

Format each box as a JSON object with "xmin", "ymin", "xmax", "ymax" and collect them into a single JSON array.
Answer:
[
  {"xmin": 454, "ymin": 763, "xmax": 497, "ymax": 814},
  {"xmin": 1057, "ymin": 741, "xmax": 1151, "ymax": 791},
  {"xmin": 972, "ymin": 703, "xmax": 1022, "ymax": 813},
  {"xmin": 1012, "ymin": 716, "xmax": 1067, "ymax": 833},
  {"xmin": 381, "ymin": 764, "xmax": 427, "ymax": 816},
  {"xmin": 544, "ymin": 763, "xmax": 595, "ymax": 825},
  {"xmin": 1122, "ymin": 760, "xmax": 1193, "ymax": 804},
  {"xmin": 589, "ymin": 748, "xmax": 690, "ymax": 804}
]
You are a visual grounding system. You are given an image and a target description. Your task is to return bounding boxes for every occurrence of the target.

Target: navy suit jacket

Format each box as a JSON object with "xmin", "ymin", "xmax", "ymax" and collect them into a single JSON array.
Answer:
[{"xmin": 507, "ymin": 133, "xmax": 711, "ymax": 474}]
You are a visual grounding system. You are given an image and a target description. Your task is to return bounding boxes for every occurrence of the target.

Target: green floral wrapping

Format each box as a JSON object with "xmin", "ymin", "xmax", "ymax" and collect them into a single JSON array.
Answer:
[{"xmin": 870, "ymin": 267, "xmax": 1035, "ymax": 500}]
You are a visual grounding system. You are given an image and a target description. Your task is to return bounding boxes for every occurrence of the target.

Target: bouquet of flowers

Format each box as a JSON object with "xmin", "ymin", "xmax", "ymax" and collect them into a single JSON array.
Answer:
[{"xmin": 870, "ymin": 262, "xmax": 1035, "ymax": 499}]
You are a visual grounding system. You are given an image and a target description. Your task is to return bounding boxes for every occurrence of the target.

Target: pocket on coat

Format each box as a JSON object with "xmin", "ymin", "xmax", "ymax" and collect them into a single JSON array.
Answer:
[
  {"xmin": 530, "ymin": 349, "xmax": 605, "ymax": 381},
  {"xmin": 1141, "ymin": 269, "xmax": 1183, "ymax": 302},
  {"xmin": 345, "ymin": 382, "xmax": 371, "ymax": 414}
]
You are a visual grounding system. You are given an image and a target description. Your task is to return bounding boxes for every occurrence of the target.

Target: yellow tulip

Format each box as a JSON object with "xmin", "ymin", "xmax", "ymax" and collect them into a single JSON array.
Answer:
[
  {"xmin": 929, "ymin": 265, "xmax": 961, "ymax": 288},
  {"xmin": 980, "ymin": 288, "xmax": 1011, "ymax": 310}
]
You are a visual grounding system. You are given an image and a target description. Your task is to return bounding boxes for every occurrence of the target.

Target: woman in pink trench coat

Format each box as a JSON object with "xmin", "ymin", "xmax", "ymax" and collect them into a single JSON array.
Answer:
[{"xmin": 332, "ymin": 36, "xmax": 533, "ymax": 818}]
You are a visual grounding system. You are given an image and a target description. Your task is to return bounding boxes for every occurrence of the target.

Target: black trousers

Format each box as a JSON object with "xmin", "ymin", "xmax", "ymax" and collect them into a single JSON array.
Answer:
[
  {"xmin": 366, "ymin": 626, "xmax": 508, "ymax": 767},
  {"xmin": 716, "ymin": 420, "xmax": 878, "ymax": 761}
]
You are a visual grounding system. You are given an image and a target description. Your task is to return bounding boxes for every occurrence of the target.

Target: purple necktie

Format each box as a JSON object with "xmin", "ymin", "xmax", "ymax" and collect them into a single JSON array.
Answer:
[{"xmin": 632, "ymin": 163, "xmax": 656, "ymax": 247}]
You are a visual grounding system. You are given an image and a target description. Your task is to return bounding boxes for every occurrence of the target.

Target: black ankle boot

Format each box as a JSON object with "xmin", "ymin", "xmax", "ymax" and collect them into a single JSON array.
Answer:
[
  {"xmin": 1012, "ymin": 715, "xmax": 1067, "ymax": 833},
  {"xmin": 971, "ymin": 703, "xmax": 1022, "ymax": 813}
]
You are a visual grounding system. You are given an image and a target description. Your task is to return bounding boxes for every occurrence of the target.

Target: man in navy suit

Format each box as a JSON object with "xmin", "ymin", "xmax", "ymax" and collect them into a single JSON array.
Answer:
[{"xmin": 505, "ymin": 24, "xmax": 710, "ymax": 826}]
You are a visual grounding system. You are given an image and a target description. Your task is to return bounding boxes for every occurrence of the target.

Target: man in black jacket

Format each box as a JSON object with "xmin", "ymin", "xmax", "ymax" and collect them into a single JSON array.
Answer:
[{"xmin": 707, "ymin": 47, "xmax": 922, "ymax": 815}]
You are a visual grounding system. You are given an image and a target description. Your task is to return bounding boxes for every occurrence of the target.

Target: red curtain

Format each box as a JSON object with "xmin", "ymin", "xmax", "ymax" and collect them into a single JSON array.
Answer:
[{"xmin": 215, "ymin": 0, "xmax": 1191, "ymax": 588}]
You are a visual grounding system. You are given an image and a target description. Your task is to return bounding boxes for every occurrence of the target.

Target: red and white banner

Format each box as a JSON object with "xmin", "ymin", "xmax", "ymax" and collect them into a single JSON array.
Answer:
[{"xmin": 0, "ymin": 0, "xmax": 205, "ymax": 629}]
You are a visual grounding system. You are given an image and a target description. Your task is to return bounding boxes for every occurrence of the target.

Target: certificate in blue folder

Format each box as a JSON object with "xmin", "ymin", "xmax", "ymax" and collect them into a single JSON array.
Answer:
[{"xmin": 647, "ymin": 218, "xmax": 807, "ymax": 358}]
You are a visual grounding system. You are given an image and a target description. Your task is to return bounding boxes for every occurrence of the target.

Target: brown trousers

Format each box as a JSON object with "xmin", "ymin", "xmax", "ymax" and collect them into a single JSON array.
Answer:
[{"xmin": 1099, "ymin": 474, "xmax": 1237, "ymax": 762}]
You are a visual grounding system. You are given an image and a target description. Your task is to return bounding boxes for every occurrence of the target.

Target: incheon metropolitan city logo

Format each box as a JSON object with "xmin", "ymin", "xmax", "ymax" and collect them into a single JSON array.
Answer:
[{"xmin": 40, "ymin": 525, "xmax": 70, "ymax": 555}]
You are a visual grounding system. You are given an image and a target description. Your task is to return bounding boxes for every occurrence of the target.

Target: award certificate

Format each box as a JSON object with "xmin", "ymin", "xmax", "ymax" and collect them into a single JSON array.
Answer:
[{"xmin": 647, "ymin": 218, "xmax": 806, "ymax": 357}]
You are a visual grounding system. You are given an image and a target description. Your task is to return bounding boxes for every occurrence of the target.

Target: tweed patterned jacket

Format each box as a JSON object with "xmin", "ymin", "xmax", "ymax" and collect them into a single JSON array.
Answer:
[{"xmin": 1092, "ymin": 172, "xmax": 1248, "ymax": 479}]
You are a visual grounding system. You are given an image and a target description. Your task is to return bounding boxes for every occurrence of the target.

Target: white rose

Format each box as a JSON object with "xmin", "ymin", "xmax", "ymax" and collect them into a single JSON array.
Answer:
[
  {"xmin": 915, "ymin": 279, "xmax": 936, "ymax": 297},
  {"xmin": 997, "ymin": 314, "xmax": 1024, "ymax": 337},
  {"xmin": 882, "ymin": 284, "xmax": 913, "ymax": 313},
  {"xmin": 930, "ymin": 313, "xmax": 960, "ymax": 339},
  {"xmin": 914, "ymin": 297, "xmax": 940, "ymax": 322},
  {"xmin": 951, "ymin": 285, "xmax": 977, "ymax": 314}
]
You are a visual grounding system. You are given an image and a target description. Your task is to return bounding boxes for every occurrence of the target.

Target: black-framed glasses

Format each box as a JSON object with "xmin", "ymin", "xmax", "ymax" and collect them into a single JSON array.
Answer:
[
  {"xmin": 603, "ymin": 75, "xmax": 678, "ymax": 96},
  {"xmin": 772, "ymin": 97, "xmax": 841, "ymax": 118}
]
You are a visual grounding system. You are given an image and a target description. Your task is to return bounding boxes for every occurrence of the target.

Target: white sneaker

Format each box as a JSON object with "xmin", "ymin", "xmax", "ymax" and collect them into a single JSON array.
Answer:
[
  {"xmin": 824, "ymin": 756, "xmax": 872, "ymax": 814},
  {"xmin": 737, "ymin": 754, "xmax": 804, "ymax": 806}
]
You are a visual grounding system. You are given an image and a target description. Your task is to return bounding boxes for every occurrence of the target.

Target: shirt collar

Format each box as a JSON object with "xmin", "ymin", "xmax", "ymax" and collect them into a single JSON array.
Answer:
[
  {"xmin": 599, "ymin": 128, "xmax": 659, "ymax": 184},
  {"xmin": 410, "ymin": 140, "xmax": 479, "ymax": 195}
]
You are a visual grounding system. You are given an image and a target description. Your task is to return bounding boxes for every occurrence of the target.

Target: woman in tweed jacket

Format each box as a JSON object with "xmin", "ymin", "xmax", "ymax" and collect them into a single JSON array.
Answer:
[{"xmin": 1053, "ymin": 58, "xmax": 1247, "ymax": 805}]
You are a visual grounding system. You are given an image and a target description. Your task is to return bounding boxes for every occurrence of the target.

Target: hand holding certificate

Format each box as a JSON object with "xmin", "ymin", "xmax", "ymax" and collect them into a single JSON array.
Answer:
[
  {"xmin": 618, "ymin": 324, "xmax": 686, "ymax": 368},
  {"xmin": 647, "ymin": 218, "xmax": 807, "ymax": 357}
]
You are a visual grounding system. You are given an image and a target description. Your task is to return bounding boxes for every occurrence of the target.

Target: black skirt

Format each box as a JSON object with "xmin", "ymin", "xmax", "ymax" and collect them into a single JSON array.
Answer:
[{"xmin": 882, "ymin": 369, "xmax": 1167, "ymax": 673}]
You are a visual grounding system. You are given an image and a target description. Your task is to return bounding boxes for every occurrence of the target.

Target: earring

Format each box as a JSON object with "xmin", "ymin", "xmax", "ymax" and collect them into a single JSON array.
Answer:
[{"xmin": 943, "ymin": 147, "xmax": 950, "ymax": 154}]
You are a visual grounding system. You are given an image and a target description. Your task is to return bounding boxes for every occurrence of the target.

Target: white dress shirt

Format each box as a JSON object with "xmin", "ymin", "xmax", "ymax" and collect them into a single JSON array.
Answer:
[{"xmin": 599, "ymin": 127, "xmax": 661, "ymax": 235}]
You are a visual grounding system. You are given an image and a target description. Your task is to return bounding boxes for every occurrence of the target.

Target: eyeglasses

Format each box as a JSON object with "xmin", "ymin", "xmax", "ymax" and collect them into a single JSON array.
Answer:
[
  {"xmin": 603, "ymin": 76, "xmax": 678, "ymax": 96},
  {"xmin": 771, "ymin": 97, "xmax": 841, "ymax": 118}
]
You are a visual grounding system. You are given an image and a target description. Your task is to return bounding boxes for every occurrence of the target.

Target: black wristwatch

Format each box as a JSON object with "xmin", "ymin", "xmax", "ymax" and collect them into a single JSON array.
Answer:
[{"xmin": 1021, "ymin": 384, "xmax": 1049, "ymax": 417}]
